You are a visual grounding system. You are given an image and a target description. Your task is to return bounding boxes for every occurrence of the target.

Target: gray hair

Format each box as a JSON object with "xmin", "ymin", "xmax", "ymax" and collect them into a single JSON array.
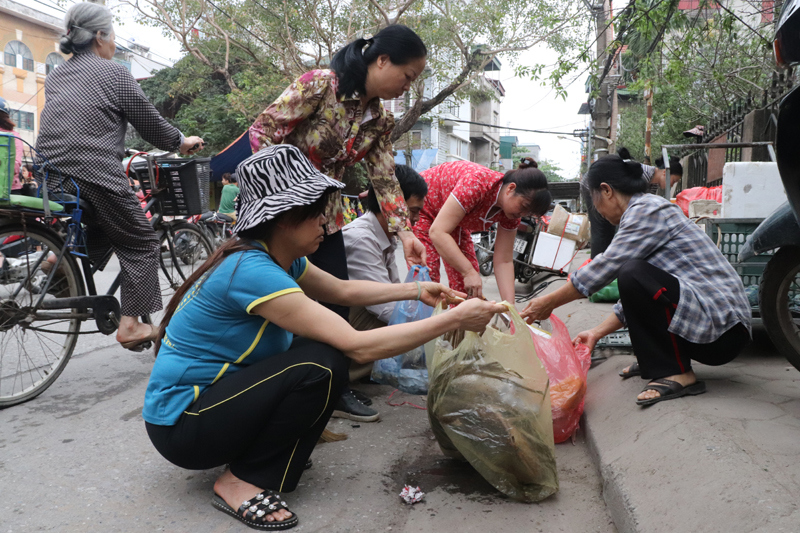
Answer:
[{"xmin": 59, "ymin": 2, "xmax": 114, "ymax": 55}]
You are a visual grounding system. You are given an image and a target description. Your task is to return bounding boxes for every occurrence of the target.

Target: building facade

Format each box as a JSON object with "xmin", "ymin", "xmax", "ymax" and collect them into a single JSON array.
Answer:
[
  {"xmin": 0, "ymin": 0, "xmax": 64, "ymax": 145},
  {"xmin": 388, "ymin": 66, "xmax": 506, "ymax": 172}
]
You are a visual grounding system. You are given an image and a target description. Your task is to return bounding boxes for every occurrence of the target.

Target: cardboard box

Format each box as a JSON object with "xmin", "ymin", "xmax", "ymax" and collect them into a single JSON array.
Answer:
[
  {"xmin": 531, "ymin": 232, "xmax": 577, "ymax": 272},
  {"xmin": 547, "ymin": 204, "xmax": 590, "ymax": 243}
]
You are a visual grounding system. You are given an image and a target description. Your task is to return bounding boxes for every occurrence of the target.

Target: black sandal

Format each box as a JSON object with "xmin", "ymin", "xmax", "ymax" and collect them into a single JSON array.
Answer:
[
  {"xmin": 636, "ymin": 378, "xmax": 706, "ymax": 406},
  {"xmin": 212, "ymin": 490, "xmax": 299, "ymax": 530},
  {"xmin": 618, "ymin": 362, "xmax": 641, "ymax": 379}
]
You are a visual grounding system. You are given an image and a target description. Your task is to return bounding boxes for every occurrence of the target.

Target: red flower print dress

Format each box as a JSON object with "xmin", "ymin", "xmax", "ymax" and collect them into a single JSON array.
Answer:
[{"xmin": 414, "ymin": 161, "xmax": 521, "ymax": 292}]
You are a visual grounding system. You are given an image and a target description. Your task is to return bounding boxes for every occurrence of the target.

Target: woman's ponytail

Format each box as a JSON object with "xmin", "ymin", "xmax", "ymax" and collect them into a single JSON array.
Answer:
[{"xmin": 585, "ymin": 155, "xmax": 648, "ymax": 195}]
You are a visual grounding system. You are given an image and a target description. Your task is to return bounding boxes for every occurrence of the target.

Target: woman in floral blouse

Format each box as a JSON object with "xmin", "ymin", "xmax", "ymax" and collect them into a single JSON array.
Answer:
[
  {"xmin": 249, "ymin": 25, "xmax": 428, "ymax": 320},
  {"xmin": 416, "ymin": 158, "xmax": 551, "ymax": 303}
]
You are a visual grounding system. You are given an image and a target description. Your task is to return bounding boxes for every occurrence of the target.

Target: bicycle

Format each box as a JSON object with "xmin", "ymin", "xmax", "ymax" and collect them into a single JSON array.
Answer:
[
  {"xmin": 188, "ymin": 210, "xmax": 234, "ymax": 250},
  {"xmin": 0, "ymin": 138, "xmax": 213, "ymax": 407}
]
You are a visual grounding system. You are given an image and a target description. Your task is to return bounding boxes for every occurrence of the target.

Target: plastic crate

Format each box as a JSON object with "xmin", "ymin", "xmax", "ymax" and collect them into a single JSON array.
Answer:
[
  {"xmin": 700, "ymin": 217, "xmax": 769, "ymax": 290},
  {"xmin": 131, "ymin": 157, "xmax": 210, "ymax": 216}
]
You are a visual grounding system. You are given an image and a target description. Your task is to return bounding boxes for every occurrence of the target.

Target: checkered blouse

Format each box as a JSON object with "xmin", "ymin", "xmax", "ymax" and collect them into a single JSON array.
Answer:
[{"xmin": 570, "ymin": 193, "xmax": 752, "ymax": 344}]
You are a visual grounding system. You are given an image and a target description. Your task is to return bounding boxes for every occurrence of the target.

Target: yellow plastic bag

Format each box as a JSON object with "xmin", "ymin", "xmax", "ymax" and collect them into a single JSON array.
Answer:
[{"xmin": 425, "ymin": 302, "xmax": 559, "ymax": 502}]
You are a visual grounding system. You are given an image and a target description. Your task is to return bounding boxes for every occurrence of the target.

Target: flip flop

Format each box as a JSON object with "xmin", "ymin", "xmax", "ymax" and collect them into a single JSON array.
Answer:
[
  {"xmin": 119, "ymin": 324, "xmax": 157, "ymax": 352},
  {"xmin": 212, "ymin": 490, "xmax": 298, "ymax": 530},
  {"xmin": 636, "ymin": 378, "xmax": 706, "ymax": 406},
  {"xmin": 618, "ymin": 362, "xmax": 641, "ymax": 379}
]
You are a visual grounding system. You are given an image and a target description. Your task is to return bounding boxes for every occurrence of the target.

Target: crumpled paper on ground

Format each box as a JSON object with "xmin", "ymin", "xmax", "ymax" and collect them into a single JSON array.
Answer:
[{"xmin": 399, "ymin": 485, "xmax": 425, "ymax": 504}]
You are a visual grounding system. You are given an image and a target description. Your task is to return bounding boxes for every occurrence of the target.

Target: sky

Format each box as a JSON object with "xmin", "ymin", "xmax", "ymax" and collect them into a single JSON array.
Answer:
[
  {"xmin": 493, "ymin": 45, "xmax": 591, "ymax": 180},
  {"xmin": 33, "ymin": 0, "xmax": 592, "ymax": 179}
]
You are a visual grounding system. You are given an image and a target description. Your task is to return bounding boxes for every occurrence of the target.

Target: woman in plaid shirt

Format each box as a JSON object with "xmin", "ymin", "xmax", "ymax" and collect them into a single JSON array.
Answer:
[{"xmin": 522, "ymin": 155, "xmax": 751, "ymax": 406}]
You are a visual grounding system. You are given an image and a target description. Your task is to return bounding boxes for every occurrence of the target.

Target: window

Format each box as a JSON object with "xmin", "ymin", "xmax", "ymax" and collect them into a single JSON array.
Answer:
[
  {"xmin": 4, "ymin": 41, "xmax": 34, "ymax": 72},
  {"xmin": 45, "ymin": 53, "xmax": 65, "ymax": 75},
  {"xmin": 11, "ymin": 110, "xmax": 34, "ymax": 131},
  {"xmin": 442, "ymin": 98, "xmax": 459, "ymax": 116},
  {"xmin": 410, "ymin": 130, "xmax": 422, "ymax": 150}
]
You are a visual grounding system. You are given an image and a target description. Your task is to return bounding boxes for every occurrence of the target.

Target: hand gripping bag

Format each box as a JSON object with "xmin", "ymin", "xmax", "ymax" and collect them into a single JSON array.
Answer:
[
  {"xmin": 425, "ymin": 302, "xmax": 559, "ymax": 502},
  {"xmin": 528, "ymin": 315, "xmax": 592, "ymax": 443},
  {"xmin": 371, "ymin": 266, "xmax": 433, "ymax": 394}
]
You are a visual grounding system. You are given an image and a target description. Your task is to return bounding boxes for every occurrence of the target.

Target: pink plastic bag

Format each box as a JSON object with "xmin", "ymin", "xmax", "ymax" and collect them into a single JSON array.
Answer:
[
  {"xmin": 675, "ymin": 186, "xmax": 722, "ymax": 216},
  {"xmin": 529, "ymin": 314, "xmax": 591, "ymax": 443}
]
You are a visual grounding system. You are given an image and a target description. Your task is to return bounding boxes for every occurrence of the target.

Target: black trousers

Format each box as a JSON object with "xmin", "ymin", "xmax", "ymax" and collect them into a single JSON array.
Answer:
[
  {"xmin": 307, "ymin": 229, "xmax": 350, "ymax": 320},
  {"xmin": 618, "ymin": 260, "xmax": 750, "ymax": 380},
  {"xmin": 145, "ymin": 338, "xmax": 349, "ymax": 493},
  {"xmin": 580, "ymin": 177, "xmax": 616, "ymax": 258},
  {"xmin": 63, "ymin": 178, "xmax": 162, "ymax": 316}
]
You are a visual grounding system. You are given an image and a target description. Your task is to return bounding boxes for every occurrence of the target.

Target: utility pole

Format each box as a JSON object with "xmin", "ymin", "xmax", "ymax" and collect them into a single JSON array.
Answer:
[
  {"xmin": 590, "ymin": 0, "xmax": 614, "ymax": 161},
  {"xmin": 644, "ymin": 84, "xmax": 653, "ymax": 163}
]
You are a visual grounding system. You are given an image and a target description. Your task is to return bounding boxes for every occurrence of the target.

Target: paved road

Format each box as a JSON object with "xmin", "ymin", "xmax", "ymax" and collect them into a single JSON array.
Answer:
[{"xmin": 0, "ymin": 249, "xmax": 617, "ymax": 532}]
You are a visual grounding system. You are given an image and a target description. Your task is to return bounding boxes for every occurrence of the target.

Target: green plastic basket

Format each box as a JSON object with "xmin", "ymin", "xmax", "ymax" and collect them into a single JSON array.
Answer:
[{"xmin": 700, "ymin": 218, "xmax": 767, "ymax": 306}]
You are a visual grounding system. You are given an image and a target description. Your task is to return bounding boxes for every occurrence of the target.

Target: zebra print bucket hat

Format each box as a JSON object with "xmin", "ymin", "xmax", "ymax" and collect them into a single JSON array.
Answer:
[{"xmin": 233, "ymin": 144, "xmax": 344, "ymax": 233}]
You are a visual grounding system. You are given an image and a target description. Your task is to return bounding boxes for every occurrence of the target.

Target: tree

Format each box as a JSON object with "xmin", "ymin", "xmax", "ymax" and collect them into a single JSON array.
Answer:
[
  {"xmin": 120, "ymin": 0, "xmax": 591, "ymax": 141},
  {"xmin": 126, "ymin": 45, "xmax": 285, "ymax": 153},
  {"xmin": 538, "ymin": 159, "xmax": 568, "ymax": 182},
  {"xmin": 605, "ymin": 0, "xmax": 780, "ymax": 156}
]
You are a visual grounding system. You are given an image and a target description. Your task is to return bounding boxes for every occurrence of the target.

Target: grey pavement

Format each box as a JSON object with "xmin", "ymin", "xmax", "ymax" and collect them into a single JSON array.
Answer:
[
  {"xmin": 0, "ymin": 250, "xmax": 616, "ymax": 533},
  {"xmin": 3, "ymin": 247, "xmax": 798, "ymax": 532}
]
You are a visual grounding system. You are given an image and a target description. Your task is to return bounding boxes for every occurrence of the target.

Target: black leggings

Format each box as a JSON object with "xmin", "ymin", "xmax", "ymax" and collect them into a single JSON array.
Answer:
[
  {"xmin": 145, "ymin": 338, "xmax": 349, "ymax": 493},
  {"xmin": 308, "ymin": 229, "xmax": 350, "ymax": 320},
  {"xmin": 618, "ymin": 260, "xmax": 750, "ymax": 380}
]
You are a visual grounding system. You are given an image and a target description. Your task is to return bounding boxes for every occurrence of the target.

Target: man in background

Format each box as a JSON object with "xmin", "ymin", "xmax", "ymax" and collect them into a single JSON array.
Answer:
[{"xmin": 333, "ymin": 165, "xmax": 428, "ymax": 422}]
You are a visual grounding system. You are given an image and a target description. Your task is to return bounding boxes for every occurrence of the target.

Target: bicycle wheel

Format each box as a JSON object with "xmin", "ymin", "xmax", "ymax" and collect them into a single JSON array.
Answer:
[
  {"xmin": 154, "ymin": 221, "xmax": 214, "ymax": 316},
  {"xmin": 0, "ymin": 222, "xmax": 85, "ymax": 407}
]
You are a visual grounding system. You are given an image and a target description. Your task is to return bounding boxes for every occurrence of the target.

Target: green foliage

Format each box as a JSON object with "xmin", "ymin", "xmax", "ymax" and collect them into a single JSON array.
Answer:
[
  {"xmin": 126, "ymin": 49, "xmax": 285, "ymax": 153},
  {"xmin": 539, "ymin": 159, "xmax": 568, "ymax": 182},
  {"xmin": 612, "ymin": 0, "xmax": 779, "ymax": 157},
  {"xmin": 128, "ymin": 0, "xmax": 593, "ymax": 138}
]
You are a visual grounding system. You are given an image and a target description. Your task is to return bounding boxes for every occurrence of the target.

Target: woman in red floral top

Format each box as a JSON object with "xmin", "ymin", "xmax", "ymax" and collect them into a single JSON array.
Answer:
[
  {"xmin": 415, "ymin": 159, "xmax": 551, "ymax": 302},
  {"xmin": 249, "ymin": 25, "xmax": 428, "ymax": 318}
]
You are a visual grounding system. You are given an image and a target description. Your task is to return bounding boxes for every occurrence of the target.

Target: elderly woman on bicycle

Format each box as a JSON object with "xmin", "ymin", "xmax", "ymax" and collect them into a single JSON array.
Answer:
[
  {"xmin": 143, "ymin": 144, "xmax": 505, "ymax": 530},
  {"xmin": 36, "ymin": 2, "xmax": 204, "ymax": 350}
]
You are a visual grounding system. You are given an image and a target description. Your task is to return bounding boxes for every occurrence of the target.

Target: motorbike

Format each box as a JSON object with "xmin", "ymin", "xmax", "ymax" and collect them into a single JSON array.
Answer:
[
  {"xmin": 473, "ymin": 216, "xmax": 554, "ymax": 284},
  {"xmin": 188, "ymin": 211, "xmax": 235, "ymax": 250},
  {"xmin": 739, "ymin": 0, "xmax": 800, "ymax": 371},
  {"xmin": 473, "ymin": 224, "xmax": 497, "ymax": 276}
]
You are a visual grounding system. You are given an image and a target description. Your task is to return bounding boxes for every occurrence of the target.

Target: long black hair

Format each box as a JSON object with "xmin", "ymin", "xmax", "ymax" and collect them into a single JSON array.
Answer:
[
  {"xmin": 501, "ymin": 158, "xmax": 551, "ymax": 216},
  {"xmin": 155, "ymin": 188, "xmax": 337, "ymax": 356},
  {"xmin": 585, "ymin": 155, "xmax": 649, "ymax": 196},
  {"xmin": 329, "ymin": 25, "xmax": 427, "ymax": 98}
]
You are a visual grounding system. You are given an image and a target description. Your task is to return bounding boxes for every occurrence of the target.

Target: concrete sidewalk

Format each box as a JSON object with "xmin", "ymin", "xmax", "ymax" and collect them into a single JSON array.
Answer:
[{"xmin": 583, "ymin": 331, "xmax": 800, "ymax": 533}]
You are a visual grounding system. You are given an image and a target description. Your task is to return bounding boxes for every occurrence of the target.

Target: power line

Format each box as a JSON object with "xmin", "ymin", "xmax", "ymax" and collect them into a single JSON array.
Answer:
[
  {"xmin": 27, "ymin": 0, "xmax": 175, "ymax": 67},
  {"xmin": 444, "ymin": 118, "xmax": 579, "ymax": 136}
]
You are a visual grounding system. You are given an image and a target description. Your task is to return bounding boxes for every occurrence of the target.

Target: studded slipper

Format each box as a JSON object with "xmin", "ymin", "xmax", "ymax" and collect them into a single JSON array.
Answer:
[{"xmin": 212, "ymin": 490, "xmax": 298, "ymax": 530}]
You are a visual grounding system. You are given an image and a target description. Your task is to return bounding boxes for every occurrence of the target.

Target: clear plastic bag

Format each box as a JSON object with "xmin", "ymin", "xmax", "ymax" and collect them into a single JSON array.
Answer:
[
  {"xmin": 528, "ymin": 315, "xmax": 591, "ymax": 443},
  {"xmin": 371, "ymin": 266, "xmax": 433, "ymax": 394},
  {"xmin": 426, "ymin": 302, "xmax": 559, "ymax": 502}
]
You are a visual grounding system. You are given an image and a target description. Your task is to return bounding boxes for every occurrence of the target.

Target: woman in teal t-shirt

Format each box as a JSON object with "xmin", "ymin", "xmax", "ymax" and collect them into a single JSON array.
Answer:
[{"xmin": 144, "ymin": 145, "xmax": 505, "ymax": 531}]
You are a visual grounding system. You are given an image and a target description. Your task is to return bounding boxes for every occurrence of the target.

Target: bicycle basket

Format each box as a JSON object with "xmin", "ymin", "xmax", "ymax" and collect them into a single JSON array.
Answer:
[{"xmin": 131, "ymin": 157, "xmax": 211, "ymax": 216}]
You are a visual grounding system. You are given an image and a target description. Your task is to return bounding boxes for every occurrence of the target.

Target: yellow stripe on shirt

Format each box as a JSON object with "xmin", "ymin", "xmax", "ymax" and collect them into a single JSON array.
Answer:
[
  {"xmin": 246, "ymin": 287, "xmax": 303, "ymax": 315},
  {"xmin": 297, "ymin": 257, "xmax": 310, "ymax": 282}
]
